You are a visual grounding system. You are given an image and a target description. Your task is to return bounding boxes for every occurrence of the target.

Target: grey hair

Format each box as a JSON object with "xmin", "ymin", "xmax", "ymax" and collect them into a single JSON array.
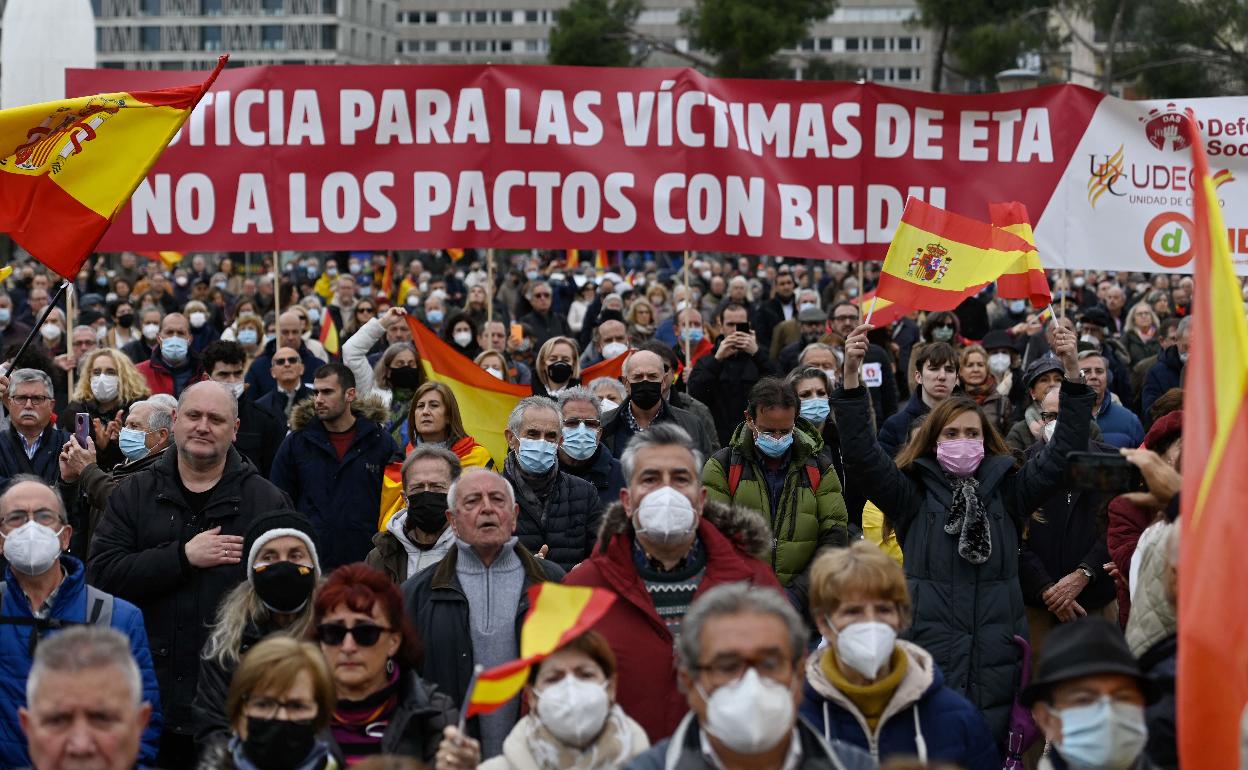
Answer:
[
  {"xmin": 401, "ymin": 444, "xmax": 462, "ymax": 489},
  {"xmin": 1077, "ymin": 349, "xmax": 1105, "ymax": 363},
  {"xmin": 8, "ymin": 368, "xmax": 53, "ymax": 399},
  {"xmin": 507, "ymin": 396, "xmax": 561, "ymax": 436},
  {"xmin": 557, "ymin": 387, "xmax": 602, "ymax": 421},
  {"xmin": 587, "ymin": 376, "xmax": 627, "ymax": 401},
  {"xmin": 1177, "ymin": 315, "xmax": 1193, "ymax": 335},
  {"xmin": 138, "ymin": 398, "xmax": 175, "ymax": 432},
  {"xmin": 27, "ymin": 626, "xmax": 143, "ymax": 707},
  {"xmin": 798, "ymin": 343, "xmax": 837, "ymax": 365},
  {"xmin": 177, "ymin": 380, "xmax": 240, "ymax": 420},
  {"xmin": 0, "ymin": 473, "xmax": 68, "ymax": 523},
  {"xmin": 147, "ymin": 393, "xmax": 178, "ymax": 411},
  {"xmin": 619, "ymin": 423, "xmax": 702, "ymax": 481},
  {"xmin": 675, "ymin": 582, "xmax": 808, "ymax": 673},
  {"xmin": 447, "ymin": 467, "xmax": 515, "ymax": 512},
  {"xmin": 797, "ymin": 289, "xmax": 820, "ymax": 306},
  {"xmin": 525, "ymin": 281, "xmax": 550, "ymax": 300}
]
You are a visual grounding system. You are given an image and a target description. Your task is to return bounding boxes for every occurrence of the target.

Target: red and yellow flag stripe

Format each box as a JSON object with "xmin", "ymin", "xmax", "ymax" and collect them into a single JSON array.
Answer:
[{"xmin": 988, "ymin": 201, "xmax": 1051, "ymax": 308}]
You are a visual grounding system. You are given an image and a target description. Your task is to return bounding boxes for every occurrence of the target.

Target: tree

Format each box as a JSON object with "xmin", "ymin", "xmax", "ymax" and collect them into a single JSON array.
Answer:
[
  {"xmin": 915, "ymin": 0, "xmax": 1055, "ymax": 91},
  {"xmin": 681, "ymin": 0, "xmax": 838, "ymax": 78},
  {"xmin": 548, "ymin": 0, "xmax": 644, "ymax": 67}
]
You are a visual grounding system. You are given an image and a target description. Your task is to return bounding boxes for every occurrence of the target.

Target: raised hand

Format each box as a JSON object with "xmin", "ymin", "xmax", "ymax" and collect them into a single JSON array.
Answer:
[{"xmin": 841, "ymin": 323, "xmax": 873, "ymax": 389}]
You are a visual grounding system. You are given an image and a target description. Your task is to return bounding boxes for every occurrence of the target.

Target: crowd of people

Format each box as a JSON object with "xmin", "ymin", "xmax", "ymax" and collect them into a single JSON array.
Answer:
[{"xmin": 0, "ymin": 248, "xmax": 1220, "ymax": 770}]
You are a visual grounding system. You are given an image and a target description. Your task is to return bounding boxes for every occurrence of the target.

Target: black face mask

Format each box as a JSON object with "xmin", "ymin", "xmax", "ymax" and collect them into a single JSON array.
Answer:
[
  {"xmin": 547, "ymin": 361, "xmax": 574, "ymax": 384},
  {"xmin": 117, "ymin": 313, "xmax": 135, "ymax": 328},
  {"xmin": 252, "ymin": 561, "xmax": 317, "ymax": 614},
  {"xmin": 630, "ymin": 380, "xmax": 663, "ymax": 410},
  {"xmin": 243, "ymin": 717, "xmax": 318, "ymax": 770},
  {"xmin": 406, "ymin": 491, "xmax": 449, "ymax": 535},
  {"xmin": 389, "ymin": 366, "xmax": 423, "ymax": 391}
]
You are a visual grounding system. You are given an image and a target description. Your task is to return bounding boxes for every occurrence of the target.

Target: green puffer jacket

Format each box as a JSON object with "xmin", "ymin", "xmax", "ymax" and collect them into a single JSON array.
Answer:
[{"xmin": 701, "ymin": 419, "xmax": 848, "ymax": 585}]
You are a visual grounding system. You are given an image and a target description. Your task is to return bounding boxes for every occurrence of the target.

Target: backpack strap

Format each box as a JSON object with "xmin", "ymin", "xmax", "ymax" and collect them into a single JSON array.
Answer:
[
  {"xmin": 721, "ymin": 447, "xmax": 754, "ymax": 498},
  {"xmin": 802, "ymin": 450, "xmax": 835, "ymax": 491},
  {"xmin": 85, "ymin": 586, "xmax": 114, "ymax": 628}
]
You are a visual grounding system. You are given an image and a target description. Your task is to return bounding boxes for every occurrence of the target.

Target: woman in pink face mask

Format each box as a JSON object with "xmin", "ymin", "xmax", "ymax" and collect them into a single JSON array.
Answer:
[{"xmin": 828, "ymin": 321, "xmax": 1091, "ymax": 748}]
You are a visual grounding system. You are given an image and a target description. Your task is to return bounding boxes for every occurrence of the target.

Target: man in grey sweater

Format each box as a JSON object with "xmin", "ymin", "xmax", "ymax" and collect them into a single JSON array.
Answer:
[{"xmin": 403, "ymin": 468, "xmax": 564, "ymax": 758}]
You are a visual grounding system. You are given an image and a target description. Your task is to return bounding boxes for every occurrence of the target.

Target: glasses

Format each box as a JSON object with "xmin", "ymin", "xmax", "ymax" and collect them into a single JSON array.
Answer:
[
  {"xmin": 753, "ymin": 427, "xmax": 793, "ymax": 440},
  {"xmin": 9, "ymin": 395, "xmax": 51, "ymax": 406},
  {"xmin": 532, "ymin": 292, "xmax": 552, "ymax": 299},
  {"xmin": 563, "ymin": 418, "xmax": 602, "ymax": 430},
  {"xmin": 832, "ymin": 314, "xmax": 859, "ymax": 323},
  {"xmin": 272, "ymin": 357, "xmax": 301, "ymax": 366},
  {"xmin": 1040, "ymin": 411, "xmax": 1060, "ymax": 423},
  {"xmin": 316, "ymin": 623, "xmax": 390, "ymax": 647},
  {"xmin": 627, "ymin": 374, "xmax": 662, "ymax": 384},
  {"xmin": 407, "ymin": 481, "xmax": 449, "ymax": 494},
  {"xmin": 1, "ymin": 509, "xmax": 61, "ymax": 530},
  {"xmin": 692, "ymin": 652, "xmax": 794, "ymax": 686},
  {"xmin": 357, "ymin": 307, "xmax": 375, "ymax": 314},
  {"xmin": 245, "ymin": 696, "xmax": 318, "ymax": 721}
]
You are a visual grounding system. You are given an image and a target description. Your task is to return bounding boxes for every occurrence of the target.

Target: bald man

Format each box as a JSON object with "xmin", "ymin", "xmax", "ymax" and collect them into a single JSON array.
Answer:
[
  {"xmin": 89, "ymin": 381, "xmax": 291, "ymax": 766},
  {"xmin": 135, "ymin": 313, "xmax": 203, "ymax": 397},
  {"xmin": 254, "ymin": 345, "xmax": 313, "ymax": 419},
  {"xmin": 600, "ymin": 350, "xmax": 711, "ymax": 458},
  {"xmin": 243, "ymin": 310, "xmax": 327, "ymax": 399}
]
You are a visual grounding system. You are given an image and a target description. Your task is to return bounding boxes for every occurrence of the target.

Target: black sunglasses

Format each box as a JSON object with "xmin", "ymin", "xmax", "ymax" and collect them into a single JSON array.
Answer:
[{"xmin": 316, "ymin": 623, "xmax": 390, "ymax": 647}]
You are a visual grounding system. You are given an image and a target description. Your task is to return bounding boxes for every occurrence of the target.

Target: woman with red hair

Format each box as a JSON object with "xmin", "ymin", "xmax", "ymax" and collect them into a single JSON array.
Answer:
[{"xmin": 311, "ymin": 564, "xmax": 471, "ymax": 767}]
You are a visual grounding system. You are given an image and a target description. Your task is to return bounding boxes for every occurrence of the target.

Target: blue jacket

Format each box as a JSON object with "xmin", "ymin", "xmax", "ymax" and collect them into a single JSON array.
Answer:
[
  {"xmin": 559, "ymin": 444, "xmax": 625, "ymax": 507},
  {"xmin": 877, "ymin": 389, "xmax": 929, "ymax": 458},
  {"xmin": 271, "ymin": 397, "xmax": 401, "ymax": 570},
  {"xmin": 799, "ymin": 641, "xmax": 998, "ymax": 770},
  {"xmin": 1094, "ymin": 396, "xmax": 1145, "ymax": 449},
  {"xmin": 0, "ymin": 556, "xmax": 162, "ymax": 767},
  {"xmin": 244, "ymin": 339, "xmax": 326, "ymax": 400},
  {"xmin": 1142, "ymin": 345, "xmax": 1184, "ymax": 417}
]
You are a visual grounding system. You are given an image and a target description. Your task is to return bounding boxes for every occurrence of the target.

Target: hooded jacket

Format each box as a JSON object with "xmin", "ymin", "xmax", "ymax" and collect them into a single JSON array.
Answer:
[
  {"xmin": 799, "ymin": 640, "xmax": 998, "ymax": 770},
  {"xmin": 1093, "ymin": 394, "xmax": 1145, "ymax": 449},
  {"xmin": 563, "ymin": 500, "xmax": 782, "ymax": 742},
  {"xmin": 87, "ymin": 446, "xmax": 292, "ymax": 735},
  {"xmin": 702, "ymin": 419, "xmax": 848, "ymax": 585},
  {"xmin": 828, "ymin": 379, "xmax": 1094, "ymax": 742},
  {"xmin": 366, "ymin": 513, "xmax": 455, "ymax": 584},
  {"xmin": 270, "ymin": 396, "xmax": 401, "ymax": 570},
  {"xmin": 501, "ymin": 453, "xmax": 604, "ymax": 572}
]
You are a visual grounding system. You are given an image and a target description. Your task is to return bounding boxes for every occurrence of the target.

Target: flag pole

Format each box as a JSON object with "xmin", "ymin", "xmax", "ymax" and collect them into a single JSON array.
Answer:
[
  {"xmin": 864, "ymin": 294, "xmax": 880, "ymax": 327},
  {"xmin": 487, "ymin": 249, "xmax": 495, "ymax": 325},
  {"xmin": 3, "ymin": 280, "xmax": 70, "ymax": 376},
  {"xmin": 272, "ymin": 251, "xmax": 280, "ymax": 320},
  {"xmin": 857, "ymin": 261, "xmax": 865, "ymax": 300},
  {"xmin": 457, "ymin": 664, "xmax": 484, "ymax": 734},
  {"xmin": 1060, "ymin": 269, "xmax": 1068, "ymax": 319},
  {"xmin": 65, "ymin": 280, "xmax": 76, "ymax": 396},
  {"xmin": 683, "ymin": 251, "xmax": 692, "ymax": 368}
]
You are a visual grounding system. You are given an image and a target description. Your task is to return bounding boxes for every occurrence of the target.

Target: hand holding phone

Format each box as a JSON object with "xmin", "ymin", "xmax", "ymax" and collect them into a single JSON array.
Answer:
[
  {"xmin": 74, "ymin": 413, "xmax": 90, "ymax": 449},
  {"xmin": 1064, "ymin": 451, "xmax": 1144, "ymax": 494}
]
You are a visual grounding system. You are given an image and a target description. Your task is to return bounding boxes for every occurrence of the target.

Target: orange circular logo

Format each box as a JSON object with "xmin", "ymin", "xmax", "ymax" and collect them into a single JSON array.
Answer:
[{"xmin": 1143, "ymin": 212, "xmax": 1195, "ymax": 268}]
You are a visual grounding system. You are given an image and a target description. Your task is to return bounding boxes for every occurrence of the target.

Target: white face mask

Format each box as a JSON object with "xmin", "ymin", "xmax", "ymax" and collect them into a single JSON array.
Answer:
[
  {"xmin": 701, "ymin": 668, "xmax": 794, "ymax": 754},
  {"xmin": 3, "ymin": 520, "xmax": 63, "ymax": 576},
  {"xmin": 142, "ymin": 322, "xmax": 160, "ymax": 340},
  {"xmin": 634, "ymin": 486, "xmax": 696, "ymax": 546},
  {"xmin": 1044, "ymin": 420, "xmax": 1057, "ymax": 443},
  {"xmin": 832, "ymin": 621, "xmax": 897, "ymax": 680},
  {"xmin": 485, "ymin": 367, "xmax": 504, "ymax": 380},
  {"xmin": 40, "ymin": 324, "xmax": 62, "ymax": 342},
  {"xmin": 988, "ymin": 352, "xmax": 1012, "ymax": 376},
  {"xmin": 535, "ymin": 676, "xmax": 611, "ymax": 747},
  {"xmin": 601, "ymin": 341, "xmax": 629, "ymax": 360},
  {"xmin": 90, "ymin": 374, "xmax": 120, "ymax": 403},
  {"xmin": 189, "ymin": 311, "xmax": 207, "ymax": 328},
  {"xmin": 452, "ymin": 331, "xmax": 473, "ymax": 347},
  {"xmin": 226, "ymin": 381, "xmax": 245, "ymax": 400},
  {"xmin": 599, "ymin": 399, "xmax": 619, "ymax": 415}
]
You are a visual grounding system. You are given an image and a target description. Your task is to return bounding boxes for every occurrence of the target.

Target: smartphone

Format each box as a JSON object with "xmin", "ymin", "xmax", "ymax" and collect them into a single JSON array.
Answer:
[
  {"xmin": 1065, "ymin": 452, "xmax": 1144, "ymax": 493},
  {"xmin": 509, "ymin": 323, "xmax": 523, "ymax": 345},
  {"xmin": 74, "ymin": 413, "xmax": 90, "ymax": 448},
  {"xmin": 732, "ymin": 321, "xmax": 752, "ymax": 334}
]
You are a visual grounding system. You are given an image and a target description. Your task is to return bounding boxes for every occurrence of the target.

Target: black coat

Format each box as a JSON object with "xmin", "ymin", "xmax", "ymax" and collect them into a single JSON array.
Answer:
[
  {"xmin": 402, "ymin": 545, "xmax": 563, "ymax": 740},
  {"xmin": 87, "ymin": 447, "xmax": 292, "ymax": 734},
  {"xmin": 877, "ymin": 389, "xmax": 930, "ymax": 458},
  {"xmin": 600, "ymin": 398, "xmax": 713, "ymax": 461},
  {"xmin": 327, "ymin": 670, "xmax": 457, "ymax": 764},
  {"xmin": 243, "ymin": 339, "xmax": 325, "ymax": 400},
  {"xmin": 829, "ymin": 379, "xmax": 1094, "ymax": 742},
  {"xmin": 234, "ymin": 396, "xmax": 286, "ymax": 478},
  {"xmin": 1140, "ymin": 634, "xmax": 1177, "ymax": 770},
  {"xmin": 191, "ymin": 620, "xmax": 277, "ymax": 748},
  {"xmin": 254, "ymin": 384, "xmax": 313, "ymax": 420},
  {"xmin": 502, "ymin": 456, "xmax": 605, "ymax": 572},
  {"xmin": 517, "ymin": 310, "xmax": 571, "ymax": 350},
  {"xmin": 687, "ymin": 342, "xmax": 779, "ymax": 446},
  {"xmin": 0, "ymin": 423, "xmax": 69, "ymax": 490},
  {"xmin": 560, "ymin": 443, "xmax": 625, "ymax": 506}
]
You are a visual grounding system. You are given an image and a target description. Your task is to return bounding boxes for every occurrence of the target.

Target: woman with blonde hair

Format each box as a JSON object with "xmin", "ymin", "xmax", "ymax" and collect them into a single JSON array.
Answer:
[
  {"xmin": 404, "ymin": 381, "xmax": 494, "ymax": 469},
  {"xmin": 624, "ymin": 298, "xmax": 657, "ymax": 345},
  {"xmin": 475, "ymin": 350, "xmax": 512, "ymax": 383},
  {"xmin": 198, "ymin": 634, "xmax": 338, "ymax": 770},
  {"xmin": 59, "ymin": 347, "xmax": 150, "ymax": 470},
  {"xmin": 957, "ymin": 344, "xmax": 1011, "ymax": 435},
  {"xmin": 532, "ymin": 336, "xmax": 581, "ymax": 398},
  {"xmin": 1122, "ymin": 300, "xmax": 1162, "ymax": 366}
]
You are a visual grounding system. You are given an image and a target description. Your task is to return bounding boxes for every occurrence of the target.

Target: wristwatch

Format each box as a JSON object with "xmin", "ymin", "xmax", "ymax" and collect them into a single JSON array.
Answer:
[
  {"xmin": 1066, "ymin": 370, "xmax": 1087, "ymax": 385},
  {"xmin": 1078, "ymin": 565, "xmax": 1094, "ymax": 580}
]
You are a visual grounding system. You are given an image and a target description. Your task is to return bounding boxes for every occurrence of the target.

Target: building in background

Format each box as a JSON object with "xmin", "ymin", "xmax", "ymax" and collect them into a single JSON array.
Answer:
[{"xmin": 0, "ymin": 0, "xmax": 397, "ymax": 71}]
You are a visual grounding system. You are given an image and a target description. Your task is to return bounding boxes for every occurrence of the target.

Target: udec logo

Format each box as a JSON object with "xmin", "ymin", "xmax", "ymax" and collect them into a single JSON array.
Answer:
[{"xmin": 1143, "ymin": 212, "xmax": 1195, "ymax": 268}]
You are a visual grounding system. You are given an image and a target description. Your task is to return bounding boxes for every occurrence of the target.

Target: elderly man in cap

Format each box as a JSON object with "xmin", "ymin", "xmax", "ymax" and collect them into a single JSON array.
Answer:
[{"xmin": 1024, "ymin": 617, "xmax": 1156, "ymax": 770}]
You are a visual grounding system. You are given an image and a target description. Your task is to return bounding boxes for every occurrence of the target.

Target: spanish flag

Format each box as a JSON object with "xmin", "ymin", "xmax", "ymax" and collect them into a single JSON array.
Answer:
[
  {"xmin": 139, "ymin": 250, "xmax": 185, "ymax": 269},
  {"xmin": 581, "ymin": 349, "xmax": 630, "ymax": 383},
  {"xmin": 378, "ymin": 253, "xmax": 394, "ymax": 300},
  {"xmin": 0, "ymin": 58, "xmax": 225, "ymax": 279},
  {"xmin": 595, "ymin": 249, "xmax": 610, "ymax": 270},
  {"xmin": 874, "ymin": 198, "xmax": 1033, "ymax": 313},
  {"xmin": 853, "ymin": 289, "xmax": 909, "ymax": 327},
  {"xmin": 566, "ymin": 249, "xmax": 580, "ymax": 268},
  {"xmin": 466, "ymin": 584, "xmax": 617, "ymax": 717},
  {"xmin": 1177, "ymin": 112, "xmax": 1248, "ymax": 769},
  {"xmin": 988, "ymin": 202, "xmax": 1051, "ymax": 308},
  {"xmin": 318, "ymin": 310, "xmax": 340, "ymax": 357}
]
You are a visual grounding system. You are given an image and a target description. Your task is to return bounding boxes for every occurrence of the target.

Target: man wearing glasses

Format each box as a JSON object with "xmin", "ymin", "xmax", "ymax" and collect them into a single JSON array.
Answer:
[
  {"xmin": 556, "ymin": 388, "xmax": 625, "ymax": 506},
  {"xmin": 366, "ymin": 444, "xmax": 461, "ymax": 584},
  {"xmin": 826, "ymin": 301, "xmax": 899, "ymax": 428},
  {"xmin": 254, "ymin": 347, "xmax": 312, "ymax": 420},
  {"xmin": 0, "ymin": 476, "xmax": 163, "ymax": 768},
  {"xmin": 518, "ymin": 281, "xmax": 570, "ymax": 350},
  {"xmin": 243, "ymin": 310, "xmax": 327, "ymax": 401},
  {"xmin": 0, "ymin": 369, "xmax": 71, "ymax": 490}
]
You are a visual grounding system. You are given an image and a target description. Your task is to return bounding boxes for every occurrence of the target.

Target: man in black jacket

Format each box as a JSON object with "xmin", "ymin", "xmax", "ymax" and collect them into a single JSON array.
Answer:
[
  {"xmin": 517, "ymin": 281, "xmax": 570, "ymax": 350},
  {"xmin": 403, "ymin": 468, "xmax": 563, "ymax": 759},
  {"xmin": 556, "ymin": 388, "xmax": 625, "ymax": 506},
  {"xmin": 688, "ymin": 302, "xmax": 779, "ymax": 446},
  {"xmin": 201, "ymin": 341, "xmax": 286, "ymax": 476},
  {"xmin": 752, "ymin": 269, "xmax": 797, "ymax": 352},
  {"xmin": 0, "ymin": 368, "xmax": 70, "ymax": 491},
  {"xmin": 88, "ymin": 381, "xmax": 292, "ymax": 768},
  {"xmin": 826, "ymin": 301, "xmax": 899, "ymax": 427},
  {"xmin": 500, "ymin": 395, "xmax": 603, "ymax": 571},
  {"xmin": 601, "ymin": 351, "xmax": 712, "ymax": 459}
]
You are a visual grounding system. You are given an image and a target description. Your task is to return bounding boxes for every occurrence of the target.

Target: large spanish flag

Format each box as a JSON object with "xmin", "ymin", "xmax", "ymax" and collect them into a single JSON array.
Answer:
[
  {"xmin": 581, "ymin": 349, "xmax": 630, "ymax": 383},
  {"xmin": 466, "ymin": 584, "xmax": 616, "ymax": 717},
  {"xmin": 874, "ymin": 197, "xmax": 1033, "ymax": 313},
  {"xmin": 988, "ymin": 202, "xmax": 1051, "ymax": 308},
  {"xmin": 1177, "ymin": 113, "xmax": 1248, "ymax": 769},
  {"xmin": 0, "ymin": 58, "xmax": 225, "ymax": 279}
]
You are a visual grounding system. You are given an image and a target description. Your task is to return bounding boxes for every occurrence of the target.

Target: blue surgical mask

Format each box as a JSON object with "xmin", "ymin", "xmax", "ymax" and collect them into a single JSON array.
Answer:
[
  {"xmin": 681, "ymin": 327, "xmax": 704, "ymax": 343},
  {"xmin": 517, "ymin": 438, "xmax": 558, "ymax": 474},
  {"xmin": 799, "ymin": 397, "xmax": 830, "ymax": 424},
  {"xmin": 753, "ymin": 429, "xmax": 794, "ymax": 458},
  {"xmin": 0, "ymin": 308, "xmax": 9, "ymax": 325},
  {"xmin": 118, "ymin": 428, "xmax": 150, "ymax": 461},
  {"xmin": 931, "ymin": 326, "xmax": 954, "ymax": 342},
  {"xmin": 160, "ymin": 336, "xmax": 189, "ymax": 363},
  {"xmin": 238, "ymin": 329, "xmax": 258, "ymax": 345},
  {"xmin": 561, "ymin": 425, "xmax": 598, "ymax": 461},
  {"xmin": 427, "ymin": 309, "xmax": 444, "ymax": 324},
  {"xmin": 1050, "ymin": 697, "xmax": 1148, "ymax": 770},
  {"xmin": 1009, "ymin": 299, "xmax": 1027, "ymax": 314}
]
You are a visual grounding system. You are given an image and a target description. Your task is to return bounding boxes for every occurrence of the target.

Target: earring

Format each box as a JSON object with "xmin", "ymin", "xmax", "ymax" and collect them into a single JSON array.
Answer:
[{"xmin": 386, "ymin": 658, "xmax": 395, "ymax": 675}]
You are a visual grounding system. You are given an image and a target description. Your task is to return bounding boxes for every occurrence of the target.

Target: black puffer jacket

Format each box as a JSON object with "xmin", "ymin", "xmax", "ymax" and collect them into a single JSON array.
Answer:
[
  {"xmin": 191, "ymin": 619, "xmax": 284, "ymax": 749},
  {"xmin": 502, "ymin": 453, "xmax": 604, "ymax": 572},
  {"xmin": 87, "ymin": 447, "xmax": 292, "ymax": 735},
  {"xmin": 687, "ymin": 342, "xmax": 779, "ymax": 446},
  {"xmin": 829, "ymin": 379, "xmax": 1094, "ymax": 743}
]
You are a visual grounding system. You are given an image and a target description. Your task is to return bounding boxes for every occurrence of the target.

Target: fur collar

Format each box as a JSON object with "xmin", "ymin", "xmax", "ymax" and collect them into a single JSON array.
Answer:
[{"xmin": 288, "ymin": 393, "xmax": 390, "ymax": 431}]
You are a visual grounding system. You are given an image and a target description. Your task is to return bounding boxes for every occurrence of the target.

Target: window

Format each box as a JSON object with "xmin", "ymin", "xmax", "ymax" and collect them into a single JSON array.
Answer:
[
  {"xmin": 800, "ymin": 38, "xmax": 814, "ymax": 51},
  {"xmin": 424, "ymin": 11, "xmax": 436, "ymax": 23},
  {"xmin": 818, "ymin": 37, "xmax": 832, "ymax": 51},
  {"xmin": 524, "ymin": 38, "xmax": 541, "ymax": 51},
  {"xmin": 321, "ymin": 24, "xmax": 337, "ymax": 49},
  {"xmin": 262, "ymin": 25, "xmax": 285, "ymax": 50},
  {"xmin": 844, "ymin": 37, "xmax": 859, "ymax": 51},
  {"xmin": 870, "ymin": 37, "xmax": 887, "ymax": 51},
  {"xmin": 472, "ymin": 39, "xmax": 490, "ymax": 51},
  {"xmin": 262, "ymin": 0, "xmax": 283, "ymax": 14},
  {"xmin": 525, "ymin": 10, "xmax": 539, "ymax": 23},
  {"xmin": 141, "ymin": 0, "xmax": 160, "ymax": 14},
  {"xmin": 497, "ymin": 10, "xmax": 512, "ymax": 22},
  {"xmin": 870, "ymin": 67, "xmax": 887, "ymax": 80},
  {"xmin": 897, "ymin": 37, "xmax": 913, "ymax": 51},
  {"xmin": 140, "ymin": 26, "xmax": 161, "ymax": 51},
  {"xmin": 449, "ymin": 40, "xmax": 463, "ymax": 52},
  {"xmin": 202, "ymin": 25, "xmax": 222, "ymax": 50},
  {"xmin": 473, "ymin": 11, "xmax": 489, "ymax": 23},
  {"xmin": 498, "ymin": 39, "xmax": 512, "ymax": 51},
  {"xmin": 449, "ymin": 11, "xmax": 464, "ymax": 23},
  {"xmin": 323, "ymin": 0, "xmax": 336, "ymax": 12}
]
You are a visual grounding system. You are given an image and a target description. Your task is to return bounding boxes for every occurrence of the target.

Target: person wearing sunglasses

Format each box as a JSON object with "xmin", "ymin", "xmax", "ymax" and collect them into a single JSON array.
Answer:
[
  {"xmin": 202, "ymin": 635, "xmax": 336, "ymax": 770},
  {"xmin": 311, "ymin": 563, "xmax": 467, "ymax": 767},
  {"xmin": 556, "ymin": 388, "xmax": 624, "ymax": 507},
  {"xmin": 193, "ymin": 510, "xmax": 322, "ymax": 751},
  {"xmin": 254, "ymin": 347, "xmax": 313, "ymax": 421}
]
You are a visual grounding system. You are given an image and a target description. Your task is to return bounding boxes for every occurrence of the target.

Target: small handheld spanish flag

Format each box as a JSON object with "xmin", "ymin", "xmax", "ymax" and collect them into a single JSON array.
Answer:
[{"xmin": 464, "ymin": 584, "xmax": 616, "ymax": 718}]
